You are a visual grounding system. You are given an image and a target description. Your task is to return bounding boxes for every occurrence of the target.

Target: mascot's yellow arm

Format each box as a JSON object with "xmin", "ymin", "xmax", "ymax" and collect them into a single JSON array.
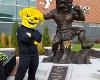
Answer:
[{"xmin": 34, "ymin": 41, "xmax": 39, "ymax": 45}]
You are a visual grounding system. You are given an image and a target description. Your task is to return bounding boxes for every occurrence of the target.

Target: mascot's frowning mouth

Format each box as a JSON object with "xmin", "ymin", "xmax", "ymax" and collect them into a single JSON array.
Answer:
[{"xmin": 19, "ymin": 7, "xmax": 44, "ymax": 29}]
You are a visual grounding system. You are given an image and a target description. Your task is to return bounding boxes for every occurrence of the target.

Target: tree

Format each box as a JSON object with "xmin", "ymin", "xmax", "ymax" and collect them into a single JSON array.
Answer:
[
  {"xmin": 12, "ymin": 21, "xmax": 19, "ymax": 56},
  {"xmin": 0, "ymin": 32, "xmax": 10, "ymax": 48},
  {"xmin": 12, "ymin": 21, "xmax": 19, "ymax": 48},
  {"xmin": 42, "ymin": 23, "xmax": 52, "ymax": 47},
  {"xmin": 37, "ymin": 42, "xmax": 45, "ymax": 55},
  {"xmin": 1, "ymin": 32, "xmax": 6, "ymax": 48},
  {"xmin": 0, "ymin": 33, "xmax": 2, "ymax": 47},
  {"xmin": 8, "ymin": 35, "xmax": 12, "ymax": 48}
]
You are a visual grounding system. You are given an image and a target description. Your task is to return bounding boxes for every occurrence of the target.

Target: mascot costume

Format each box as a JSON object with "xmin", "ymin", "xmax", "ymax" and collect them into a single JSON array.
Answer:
[{"xmin": 15, "ymin": 7, "xmax": 44, "ymax": 80}]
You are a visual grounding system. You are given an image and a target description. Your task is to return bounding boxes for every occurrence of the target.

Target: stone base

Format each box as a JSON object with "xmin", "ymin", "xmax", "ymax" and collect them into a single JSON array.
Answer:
[{"xmin": 43, "ymin": 49, "xmax": 100, "ymax": 64}]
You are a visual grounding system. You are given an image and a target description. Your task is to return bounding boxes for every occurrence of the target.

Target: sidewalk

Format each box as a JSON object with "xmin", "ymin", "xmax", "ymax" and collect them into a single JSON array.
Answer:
[{"xmin": 7, "ymin": 55, "xmax": 100, "ymax": 80}]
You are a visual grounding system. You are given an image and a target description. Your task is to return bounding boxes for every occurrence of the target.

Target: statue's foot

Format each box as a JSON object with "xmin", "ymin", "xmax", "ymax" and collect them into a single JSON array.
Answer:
[
  {"xmin": 82, "ymin": 43, "xmax": 94, "ymax": 49},
  {"xmin": 43, "ymin": 53, "xmax": 55, "ymax": 62}
]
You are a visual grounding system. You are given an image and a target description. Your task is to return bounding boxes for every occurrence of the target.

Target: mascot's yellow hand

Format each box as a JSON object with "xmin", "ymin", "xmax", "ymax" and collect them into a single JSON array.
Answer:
[{"xmin": 34, "ymin": 41, "xmax": 39, "ymax": 45}]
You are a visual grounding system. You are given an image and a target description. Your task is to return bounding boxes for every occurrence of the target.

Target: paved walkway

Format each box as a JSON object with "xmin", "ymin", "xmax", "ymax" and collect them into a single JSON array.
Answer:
[
  {"xmin": 7, "ymin": 57, "xmax": 100, "ymax": 80},
  {"xmin": 92, "ymin": 48, "xmax": 100, "ymax": 51}
]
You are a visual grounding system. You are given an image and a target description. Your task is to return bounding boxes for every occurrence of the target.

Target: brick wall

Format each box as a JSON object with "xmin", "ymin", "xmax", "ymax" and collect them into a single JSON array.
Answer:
[{"xmin": 36, "ymin": 0, "xmax": 100, "ymax": 23}]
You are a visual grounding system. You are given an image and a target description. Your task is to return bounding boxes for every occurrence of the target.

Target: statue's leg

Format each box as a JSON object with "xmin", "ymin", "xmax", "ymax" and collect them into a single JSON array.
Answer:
[
  {"xmin": 51, "ymin": 34, "xmax": 60, "ymax": 57},
  {"xmin": 78, "ymin": 29, "xmax": 93, "ymax": 49},
  {"xmin": 52, "ymin": 42, "xmax": 59, "ymax": 56},
  {"xmin": 59, "ymin": 41, "xmax": 64, "ymax": 53},
  {"xmin": 43, "ymin": 34, "xmax": 60, "ymax": 62}
]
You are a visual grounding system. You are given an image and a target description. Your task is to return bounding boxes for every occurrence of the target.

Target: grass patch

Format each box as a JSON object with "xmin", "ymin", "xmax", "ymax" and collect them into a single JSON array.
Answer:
[
  {"xmin": 93, "ymin": 44, "xmax": 100, "ymax": 48},
  {"xmin": 72, "ymin": 44, "xmax": 100, "ymax": 52},
  {"xmin": 72, "ymin": 44, "xmax": 81, "ymax": 52},
  {"xmin": 0, "ymin": 44, "xmax": 2, "ymax": 48}
]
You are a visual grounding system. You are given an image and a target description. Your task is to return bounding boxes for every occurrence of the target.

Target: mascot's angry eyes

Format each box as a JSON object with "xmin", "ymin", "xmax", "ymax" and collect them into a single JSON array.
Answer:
[{"xmin": 19, "ymin": 7, "xmax": 44, "ymax": 29}]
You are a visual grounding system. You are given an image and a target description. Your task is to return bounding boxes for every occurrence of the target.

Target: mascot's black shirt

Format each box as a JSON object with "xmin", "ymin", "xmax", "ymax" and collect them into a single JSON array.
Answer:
[{"xmin": 17, "ymin": 25, "xmax": 42, "ymax": 56}]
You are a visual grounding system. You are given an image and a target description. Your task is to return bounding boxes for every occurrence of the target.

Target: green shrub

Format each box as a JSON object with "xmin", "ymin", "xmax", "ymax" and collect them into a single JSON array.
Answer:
[
  {"xmin": 5, "ymin": 34, "xmax": 9, "ymax": 47},
  {"xmin": 12, "ymin": 21, "xmax": 19, "ymax": 56},
  {"xmin": 12, "ymin": 21, "xmax": 19, "ymax": 48},
  {"xmin": 37, "ymin": 42, "xmax": 45, "ymax": 55},
  {"xmin": 42, "ymin": 23, "xmax": 52, "ymax": 47},
  {"xmin": 0, "ymin": 52, "xmax": 8, "ymax": 61},
  {"xmin": 0, "ymin": 34, "xmax": 1, "ymax": 48},
  {"xmin": 1, "ymin": 32, "xmax": 6, "ymax": 48}
]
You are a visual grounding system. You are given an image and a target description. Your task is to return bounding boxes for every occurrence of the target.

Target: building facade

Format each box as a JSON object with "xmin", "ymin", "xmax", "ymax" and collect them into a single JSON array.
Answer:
[
  {"xmin": 0, "ymin": 0, "xmax": 36, "ymax": 34},
  {"xmin": 37, "ymin": 0, "xmax": 100, "ymax": 23},
  {"xmin": 0, "ymin": 0, "xmax": 36, "ymax": 22},
  {"xmin": 36, "ymin": 0, "xmax": 100, "ymax": 42},
  {"xmin": 0, "ymin": 0, "xmax": 100, "ymax": 41}
]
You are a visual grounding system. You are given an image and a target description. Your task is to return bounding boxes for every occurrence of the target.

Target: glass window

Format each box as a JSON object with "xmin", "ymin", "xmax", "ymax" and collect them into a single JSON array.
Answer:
[
  {"xmin": 17, "ymin": 0, "xmax": 28, "ymax": 6},
  {"xmin": 0, "ymin": 0, "xmax": 36, "ymax": 22},
  {"xmin": 0, "ymin": 5, "xmax": 16, "ymax": 18},
  {"xmin": 0, "ymin": 0, "xmax": 2, "ymax": 2},
  {"xmin": 29, "ymin": 0, "xmax": 36, "ymax": 7},
  {"xmin": 1, "ymin": 0, "xmax": 16, "ymax": 4},
  {"xmin": 15, "ymin": 6, "xmax": 25, "ymax": 22}
]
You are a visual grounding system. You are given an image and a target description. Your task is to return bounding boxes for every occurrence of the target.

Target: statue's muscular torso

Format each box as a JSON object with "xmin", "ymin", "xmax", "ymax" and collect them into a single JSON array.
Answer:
[
  {"xmin": 54, "ymin": 11, "xmax": 74, "ymax": 31},
  {"xmin": 44, "ymin": 9, "xmax": 77, "ymax": 31},
  {"xmin": 44, "ymin": 9, "xmax": 85, "ymax": 31}
]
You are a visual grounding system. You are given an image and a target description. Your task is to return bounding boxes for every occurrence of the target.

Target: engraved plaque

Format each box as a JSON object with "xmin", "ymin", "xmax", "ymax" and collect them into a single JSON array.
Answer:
[{"xmin": 48, "ymin": 66, "xmax": 68, "ymax": 80}]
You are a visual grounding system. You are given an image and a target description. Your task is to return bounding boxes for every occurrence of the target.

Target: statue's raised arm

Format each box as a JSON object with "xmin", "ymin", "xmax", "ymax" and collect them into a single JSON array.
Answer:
[{"xmin": 73, "ymin": 5, "xmax": 85, "ymax": 21}]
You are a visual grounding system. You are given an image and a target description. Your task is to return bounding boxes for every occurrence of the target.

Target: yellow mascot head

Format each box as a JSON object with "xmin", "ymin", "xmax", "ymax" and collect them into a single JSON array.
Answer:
[{"xmin": 19, "ymin": 7, "xmax": 44, "ymax": 29}]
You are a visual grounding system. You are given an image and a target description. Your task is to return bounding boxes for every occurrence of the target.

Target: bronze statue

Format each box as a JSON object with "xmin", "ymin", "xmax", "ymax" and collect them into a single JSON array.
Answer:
[{"xmin": 43, "ymin": 0, "xmax": 93, "ymax": 64}]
